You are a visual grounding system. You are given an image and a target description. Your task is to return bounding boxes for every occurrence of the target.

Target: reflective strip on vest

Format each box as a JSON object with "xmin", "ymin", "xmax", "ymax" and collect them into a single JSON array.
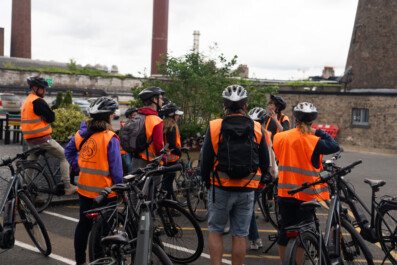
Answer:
[
  {"xmin": 80, "ymin": 167, "xmax": 110, "ymax": 177},
  {"xmin": 278, "ymin": 183, "xmax": 329, "ymax": 195},
  {"xmin": 77, "ymin": 183, "xmax": 106, "ymax": 193},
  {"xmin": 21, "ymin": 118, "xmax": 43, "ymax": 124},
  {"xmin": 278, "ymin": 166, "xmax": 320, "ymax": 177},
  {"xmin": 22, "ymin": 124, "xmax": 51, "ymax": 135}
]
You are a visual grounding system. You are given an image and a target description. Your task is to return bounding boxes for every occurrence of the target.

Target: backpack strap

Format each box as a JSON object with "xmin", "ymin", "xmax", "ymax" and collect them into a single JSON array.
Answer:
[{"xmin": 78, "ymin": 132, "xmax": 94, "ymax": 151}]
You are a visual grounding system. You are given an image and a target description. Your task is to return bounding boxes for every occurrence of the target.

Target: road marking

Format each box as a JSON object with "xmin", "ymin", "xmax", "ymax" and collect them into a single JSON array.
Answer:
[
  {"xmin": 15, "ymin": 240, "xmax": 75, "ymax": 264},
  {"xmin": 43, "ymin": 210, "xmax": 79, "ymax": 222}
]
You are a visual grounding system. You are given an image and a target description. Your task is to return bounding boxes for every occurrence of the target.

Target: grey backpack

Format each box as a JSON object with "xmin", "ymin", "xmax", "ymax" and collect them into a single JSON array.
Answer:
[{"xmin": 119, "ymin": 113, "xmax": 149, "ymax": 155}]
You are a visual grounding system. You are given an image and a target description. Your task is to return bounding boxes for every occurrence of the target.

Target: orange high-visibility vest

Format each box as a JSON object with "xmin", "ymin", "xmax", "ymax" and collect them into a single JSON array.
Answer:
[
  {"xmin": 209, "ymin": 115, "xmax": 263, "ymax": 189},
  {"xmin": 164, "ymin": 127, "xmax": 181, "ymax": 163},
  {"xmin": 139, "ymin": 115, "xmax": 163, "ymax": 161},
  {"xmin": 273, "ymin": 128, "xmax": 329, "ymax": 202},
  {"xmin": 75, "ymin": 130, "xmax": 119, "ymax": 198},
  {"xmin": 265, "ymin": 113, "xmax": 290, "ymax": 134},
  {"xmin": 21, "ymin": 94, "xmax": 52, "ymax": 139}
]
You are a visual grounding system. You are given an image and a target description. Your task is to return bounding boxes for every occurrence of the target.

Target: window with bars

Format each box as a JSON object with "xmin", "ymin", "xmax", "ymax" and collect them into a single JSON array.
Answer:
[{"xmin": 352, "ymin": 108, "xmax": 369, "ymax": 126}]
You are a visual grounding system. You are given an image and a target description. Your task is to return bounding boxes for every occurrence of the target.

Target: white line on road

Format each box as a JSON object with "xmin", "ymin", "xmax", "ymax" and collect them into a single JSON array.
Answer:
[
  {"xmin": 15, "ymin": 240, "xmax": 75, "ymax": 265},
  {"xmin": 43, "ymin": 210, "xmax": 79, "ymax": 222}
]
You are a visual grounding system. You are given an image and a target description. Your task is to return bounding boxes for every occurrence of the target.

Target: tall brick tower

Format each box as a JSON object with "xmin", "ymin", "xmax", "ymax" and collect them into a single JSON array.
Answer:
[
  {"xmin": 344, "ymin": 0, "xmax": 397, "ymax": 89},
  {"xmin": 151, "ymin": 0, "xmax": 169, "ymax": 76},
  {"xmin": 11, "ymin": 0, "xmax": 31, "ymax": 58},
  {"xmin": 0, "ymin": 28, "xmax": 4, "ymax": 56}
]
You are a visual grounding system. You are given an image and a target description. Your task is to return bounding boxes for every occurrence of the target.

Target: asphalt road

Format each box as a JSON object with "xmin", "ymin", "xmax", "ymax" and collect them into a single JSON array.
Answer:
[{"xmin": 0, "ymin": 145, "xmax": 396, "ymax": 264}]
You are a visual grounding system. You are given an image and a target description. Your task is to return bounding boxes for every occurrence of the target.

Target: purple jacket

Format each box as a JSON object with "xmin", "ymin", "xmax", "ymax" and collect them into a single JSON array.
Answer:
[{"xmin": 64, "ymin": 122, "xmax": 123, "ymax": 184}]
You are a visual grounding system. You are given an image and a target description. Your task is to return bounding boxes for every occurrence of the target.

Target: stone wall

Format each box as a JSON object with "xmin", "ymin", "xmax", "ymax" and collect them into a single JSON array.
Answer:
[{"xmin": 278, "ymin": 92, "xmax": 397, "ymax": 151}]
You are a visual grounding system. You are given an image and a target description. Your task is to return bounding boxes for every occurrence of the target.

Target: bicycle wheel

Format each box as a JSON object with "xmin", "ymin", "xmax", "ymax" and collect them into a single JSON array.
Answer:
[
  {"xmin": 283, "ymin": 230, "xmax": 327, "ymax": 265},
  {"xmin": 186, "ymin": 172, "xmax": 208, "ymax": 222},
  {"xmin": 89, "ymin": 209, "xmax": 137, "ymax": 262},
  {"xmin": 340, "ymin": 218, "xmax": 374, "ymax": 265},
  {"xmin": 172, "ymin": 170, "xmax": 188, "ymax": 205},
  {"xmin": 127, "ymin": 240, "xmax": 174, "ymax": 265},
  {"xmin": 261, "ymin": 182, "xmax": 279, "ymax": 229},
  {"xmin": 376, "ymin": 203, "xmax": 397, "ymax": 265},
  {"xmin": 20, "ymin": 162, "xmax": 55, "ymax": 213},
  {"xmin": 154, "ymin": 199, "xmax": 204, "ymax": 263},
  {"xmin": 17, "ymin": 191, "xmax": 52, "ymax": 256}
]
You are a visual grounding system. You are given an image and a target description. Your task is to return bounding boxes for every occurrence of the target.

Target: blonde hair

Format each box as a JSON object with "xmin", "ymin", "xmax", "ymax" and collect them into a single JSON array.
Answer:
[
  {"xmin": 86, "ymin": 117, "xmax": 115, "ymax": 133},
  {"xmin": 295, "ymin": 120, "xmax": 313, "ymax": 135},
  {"xmin": 163, "ymin": 117, "xmax": 180, "ymax": 135}
]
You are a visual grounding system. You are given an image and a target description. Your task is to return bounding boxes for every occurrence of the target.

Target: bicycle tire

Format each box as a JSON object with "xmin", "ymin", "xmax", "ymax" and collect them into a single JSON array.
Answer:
[
  {"xmin": 154, "ymin": 199, "xmax": 204, "ymax": 264},
  {"xmin": 261, "ymin": 183, "xmax": 279, "ymax": 229},
  {"xmin": 172, "ymin": 170, "xmax": 188, "ymax": 205},
  {"xmin": 376, "ymin": 203, "xmax": 397, "ymax": 265},
  {"xmin": 283, "ymin": 230, "xmax": 327, "ymax": 265},
  {"xmin": 17, "ymin": 191, "xmax": 52, "ymax": 256},
  {"xmin": 186, "ymin": 172, "xmax": 208, "ymax": 222},
  {"xmin": 19, "ymin": 161, "xmax": 55, "ymax": 213},
  {"xmin": 89, "ymin": 209, "xmax": 137, "ymax": 262},
  {"xmin": 340, "ymin": 218, "xmax": 374, "ymax": 265}
]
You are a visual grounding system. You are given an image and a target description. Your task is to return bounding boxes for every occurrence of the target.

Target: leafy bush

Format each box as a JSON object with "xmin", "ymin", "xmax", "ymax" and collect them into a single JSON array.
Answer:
[
  {"xmin": 180, "ymin": 122, "xmax": 206, "ymax": 139},
  {"xmin": 55, "ymin": 91, "xmax": 64, "ymax": 106},
  {"xmin": 52, "ymin": 108, "xmax": 86, "ymax": 141},
  {"xmin": 62, "ymin": 90, "xmax": 73, "ymax": 106}
]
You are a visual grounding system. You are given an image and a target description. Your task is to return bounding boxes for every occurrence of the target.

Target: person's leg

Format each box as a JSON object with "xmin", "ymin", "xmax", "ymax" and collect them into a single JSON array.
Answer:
[
  {"xmin": 248, "ymin": 189, "xmax": 261, "ymax": 248},
  {"xmin": 208, "ymin": 232, "xmax": 224, "ymax": 265},
  {"xmin": 122, "ymin": 154, "xmax": 133, "ymax": 174},
  {"xmin": 231, "ymin": 236, "xmax": 246, "ymax": 265},
  {"xmin": 74, "ymin": 194, "xmax": 93, "ymax": 265}
]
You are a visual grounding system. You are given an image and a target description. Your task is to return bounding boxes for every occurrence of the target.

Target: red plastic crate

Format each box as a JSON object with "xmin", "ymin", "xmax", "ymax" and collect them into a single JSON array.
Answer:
[{"xmin": 312, "ymin": 124, "xmax": 339, "ymax": 139}]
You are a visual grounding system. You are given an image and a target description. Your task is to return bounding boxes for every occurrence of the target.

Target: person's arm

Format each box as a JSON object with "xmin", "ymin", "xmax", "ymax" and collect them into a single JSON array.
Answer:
[
  {"xmin": 152, "ymin": 121, "xmax": 164, "ymax": 156},
  {"xmin": 64, "ymin": 136, "xmax": 80, "ymax": 172},
  {"xmin": 32, "ymin": 98, "xmax": 55, "ymax": 123},
  {"xmin": 107, "ymin": 136, "xmax": 124, "ymax": 184},
  {"xmin": 267, "ymin": 140, "xmax": 278, "ymax": 179},
  {"xmin": 258, "ymin": 128, "xmax": 270, "ymax": 183},
  {"xmin": 280, "ymin": 118, "xmax": 290, "ymax": 131},
  {"xmin": 311, "ymin": 129, "xmax": 340, "ymax": 168},
  {"xmin": 200, "ymin": 127, "xmax": 215, "ymax": 188},
  {"xmin": 166, "ymin": 127, "xmax": 181, "ymax": 157}
]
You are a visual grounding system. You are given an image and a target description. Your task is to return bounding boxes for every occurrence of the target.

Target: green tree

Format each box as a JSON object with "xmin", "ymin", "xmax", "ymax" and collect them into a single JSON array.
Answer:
[
  {"xmin": 62, "ymin": 90, "xmax": 73, "ymax": 107},
  {"xmin": 55, "ymin": 91, "xmax": 64, "ymax": 106}
]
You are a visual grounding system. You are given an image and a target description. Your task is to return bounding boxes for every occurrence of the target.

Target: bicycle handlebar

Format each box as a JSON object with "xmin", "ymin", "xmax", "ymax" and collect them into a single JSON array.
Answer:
[
  {"xmin": 288, "ymin": 160, "xmax": 362, "ymax": 195},
  {"xmin": 0, "ymin": 147, "xmax": 42, "ymax": 167}
]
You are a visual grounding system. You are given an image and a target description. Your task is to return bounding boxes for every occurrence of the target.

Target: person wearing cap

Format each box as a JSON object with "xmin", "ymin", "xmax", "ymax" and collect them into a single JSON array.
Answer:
[
  {"xmin": 22, "ymin": 76, "xmax": 77, "ymax": 196},
  {"xmin": 119, "ymin": 106, "xmax": 138, "ymax": 174},
  {"xmin": 160, "ymin": 103, "xmax": 184, "ymax": 200},
  {"xmin": 265, "ymin": 95, "xmax": 290, "ymax": 138}
]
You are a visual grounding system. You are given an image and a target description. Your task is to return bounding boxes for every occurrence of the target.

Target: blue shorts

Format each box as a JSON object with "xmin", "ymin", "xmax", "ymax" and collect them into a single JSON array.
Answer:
[{"xmin": 208, "ymin": 186, "xmax": 254, "ymax": 237}]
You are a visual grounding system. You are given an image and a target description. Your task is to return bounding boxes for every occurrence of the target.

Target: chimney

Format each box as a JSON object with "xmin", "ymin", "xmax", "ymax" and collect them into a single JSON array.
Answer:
[
  {"xmin": 0, "ymin": 28, "xmax": 4, "ymax": 56},
  {"xmin": 11, "ymin": 0, "xmax": 31, "ymax": 58},
  {"xmin": 151, "ymin": 0, "xmax": 169, "ymax": 76},
  {"xmin": 193, "ymin": 30, "xmax": 200, "ymax": 54}
]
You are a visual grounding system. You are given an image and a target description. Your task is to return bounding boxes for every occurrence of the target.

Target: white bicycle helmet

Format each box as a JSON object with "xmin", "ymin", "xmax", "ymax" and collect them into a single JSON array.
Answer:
[
  {"xmin": 248, "ymin": 107, "xmax": 267, "ymax": 123},
  {"xmin": 293, "ymin": 102, "xmax": 318, "ymax": 122},
  {"xmin": 89, "ymin": 97, "xmax": 118, "ymax": 115},
  {"xmin": 222, "ymin": 85, "xmax": 248, "ymax": 110}
]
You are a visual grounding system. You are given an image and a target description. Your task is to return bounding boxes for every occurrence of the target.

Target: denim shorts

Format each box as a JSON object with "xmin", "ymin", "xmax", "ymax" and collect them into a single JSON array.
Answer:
[{"xmin": 208, "ymin": 186, "xmax": 254, "ymax": 237}]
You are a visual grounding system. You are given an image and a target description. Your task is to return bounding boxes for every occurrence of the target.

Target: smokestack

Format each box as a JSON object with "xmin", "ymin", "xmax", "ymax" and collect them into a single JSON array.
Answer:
[
  {"xmin": 151, "ymin": 0, "xmax": 169, "ymax": 76},
  {"xmin": 193, "ymin": 30, "xmax": 200, "ymax": 54},
  {"xmin": 0, "ymin": 28, "xmax": 4, "ymax": 56},
  {"xmin": 11, "ymin": 0, "xmax": 31, "ymax": 59},
  {"xmin": 345, "ymin": 0, "xmax": 397, "ymax": 89}
]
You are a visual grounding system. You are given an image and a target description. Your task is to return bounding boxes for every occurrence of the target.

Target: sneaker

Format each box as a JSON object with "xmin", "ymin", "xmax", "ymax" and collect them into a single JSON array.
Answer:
[
  {"xmin": 64, "ymin": 184, "xmax": 77, "ymax": 196},
  {"xmin": 256, "ymin": 238, "xmax": 263, "ymax": 248},
  {"xmin": 250, "ymin": 240, "xmax": 259, "ymax": 250}
]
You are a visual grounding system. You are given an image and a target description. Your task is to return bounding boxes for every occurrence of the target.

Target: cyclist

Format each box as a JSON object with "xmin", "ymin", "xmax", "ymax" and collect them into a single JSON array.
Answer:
[
  {"xmin": 120, "ymin": 106, "xmax": 138, "ymax": 174},
  {"xmin": 64, "ymin": 97, "xmax": 123, "ymax": 265},
  {"xmin": 265, "ymin": 95, "xmax": 290, "ymax": 138},
  {"xmin": 160, "ymin": 103, "xmax": 184, "ymax": 200},
  {"xmin": 247, "ymin": 107, "xmax": 278, "ymax": 250},
  {"xmin": 273, "ymin": 102, "xmax": 340, "ymax": 263},
  {"xmin": 21, "ymin": 76, "xmax": 77, "ymax": 196},
  {"xmin": 201, "ymin": 85, "xmax": 270, "ymax": 265}
]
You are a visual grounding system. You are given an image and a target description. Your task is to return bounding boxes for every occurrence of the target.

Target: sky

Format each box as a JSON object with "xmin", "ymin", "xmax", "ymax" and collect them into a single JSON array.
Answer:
[{"xmin": 0, "ymin": 0, "xmax": 359, "ymax": 80}]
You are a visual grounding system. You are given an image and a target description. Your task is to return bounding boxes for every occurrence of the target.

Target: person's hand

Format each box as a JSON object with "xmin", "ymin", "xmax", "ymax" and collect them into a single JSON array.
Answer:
[{"xmin": 270, "ymin": 110, "xmax": 278, "ymax": 121}]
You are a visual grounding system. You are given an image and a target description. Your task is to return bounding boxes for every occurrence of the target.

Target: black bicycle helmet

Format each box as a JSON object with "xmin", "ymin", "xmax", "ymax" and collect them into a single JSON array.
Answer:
[
  {"xmin": 27, "ymin": 76, "xmax": 50, "ymax": 89},
  {"xmin": 125, "ymin": 106, "xmax": 138, "ymax": 118},
  {"xmin": 160, "ymin": 103, "xmax": 183, "ymax": 117},
  {"xmin": 222, "ymin": 85, "xmax": 248, "ymax": 110},
  {"xmin": 293, "ymin": 102, "xmax": 318, "ymax": 122},
  {"xmin": 89, "ymin": 97, "xmax": 118, "ymax": 115},
  {"xmin": 138, "ymin": 86, "xmax": 166, "ymax": 102},
  {"xmin": 248, "ymin": 107, "xmax": 268, "ymax": 123},
  {"xmin": 270, "ymin": 95, "xmax": 286, "ymax": 111}
]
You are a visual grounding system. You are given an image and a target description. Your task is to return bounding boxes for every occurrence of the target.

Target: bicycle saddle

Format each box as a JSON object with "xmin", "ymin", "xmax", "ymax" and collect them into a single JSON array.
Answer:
[
  {"xmin": 364, "ymin": 178, "xmax": 386, "ymax": 189},
  {"xmin": 300, "ymin": 200, "xmax": 322, "ymax": 212},
  {"xmin": 101, "ymin": 233, "xmax": 128, "ymax": 246}
]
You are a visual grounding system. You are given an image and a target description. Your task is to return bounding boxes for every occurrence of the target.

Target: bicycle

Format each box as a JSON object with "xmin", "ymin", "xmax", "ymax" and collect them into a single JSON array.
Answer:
[
  {"xmin": 87, "ymin": 144, "xmax": 204, "ymax": 264},
  {"xmin": 259, "ymin": 178, "xmax": 279, "ymax": 229},
  {"xmin": 282, "ymin": 160, "xmax": 374, "ymax": 265},
  {"xmin": 171, "ymin": 147, "xmax": 193, "ymax": 205},
  {"xmin": 323, "ymin": 151, "xmax": 397, "ymax": 265},
  {"xmin": 0, "ymin": 150, "xmax": 51, "ymax": 256},
  {"xmin": 185, "ymin": 162, "xmax": 208, "ymax": 222}
]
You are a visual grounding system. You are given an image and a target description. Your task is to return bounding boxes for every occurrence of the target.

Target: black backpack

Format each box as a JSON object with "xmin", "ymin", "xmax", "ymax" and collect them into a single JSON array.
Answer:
[
  {"xmin": 215, "ymin": 115, "xmax": 259, "ymax": 179},
  {"xmin": 119, "ymin": 113, "xmax": 150, "ymax": 155}
]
